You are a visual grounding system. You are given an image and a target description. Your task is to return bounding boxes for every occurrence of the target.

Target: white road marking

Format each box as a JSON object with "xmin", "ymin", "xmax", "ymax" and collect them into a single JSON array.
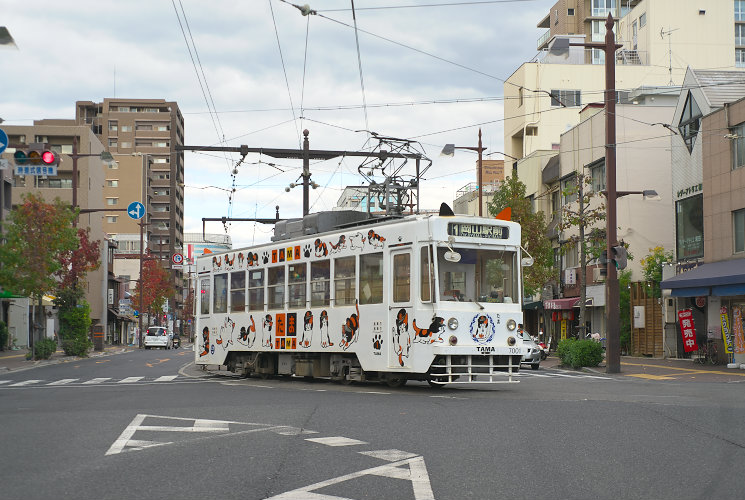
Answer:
[
  {"xmin": 0, "ymin": 380, "xmax": 12, "ymax": 385},
  {"xmin": 265, "ymin": 456, "xmax": 435, "ymax": 500},
  {"xmin": 82, "ymin": 378, "xmax": 112, "ymax": 384},
  {"xmin": 154, "ymin": 375, "xmax": 178, "ymax": 382},
  {"xmin": 305, "ymin": 436, "xmax": 368, "ymax": 447},
  {"xmin": 9, "ymin": 380, "xmax": 43, "ymax": 387},
  {"xmin": 47, "ymin": 379, "xmax": 78, "ymax": 385},
  {"xmin": 359, "ymin": 449, "xmax": 418, "ymax": 462},
  {"xmin": 118, "ymin": 377, "xmax": 144, "ymax": 383}
]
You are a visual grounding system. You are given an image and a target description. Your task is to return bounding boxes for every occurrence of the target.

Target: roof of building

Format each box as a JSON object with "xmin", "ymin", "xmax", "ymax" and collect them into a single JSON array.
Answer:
[{"xmin": 690, "ymin": 70, "xmax": 745, "ymax": 109}]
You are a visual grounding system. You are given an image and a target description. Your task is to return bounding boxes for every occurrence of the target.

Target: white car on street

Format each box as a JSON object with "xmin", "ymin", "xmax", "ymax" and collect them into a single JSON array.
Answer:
[{"xmin": 144, "ymin": 326, "xmax": 173, "ymax": 349}]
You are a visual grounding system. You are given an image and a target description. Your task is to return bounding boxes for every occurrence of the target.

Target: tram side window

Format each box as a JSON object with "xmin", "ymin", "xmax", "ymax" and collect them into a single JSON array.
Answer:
[
  {"xmin": 248, "ymin": 269, "xmax": 264, "ymax": 311},
  {"xmin": 420, "ymin": 246, "xmax": 434, "ymax": 303},
  {"xmin": 360, "ymin": 252, "xmax": 383, "ymax": 305},
  {"xmin": 311, "ymin": 260, "xmax": 330, "ymax": 307},
  {"xmin": 268, "ymin": 266, "xmax": 285, "ymax": 310},
  {"xmin": 288, "ymin": 263, "xmax": 307, "ymax": 308},
  {"xmin": 334, "ymin": 256, "xmax": 356, "ymax": 306},
  {"xmin": 214, "ymin": 273, "xmax": 228, "ymax": 314},
  {"xmin": 393, "ymin": 253, "xmax": 411, "ymax": 303},
  {"xmin": 200, "ymin": 278, "xmax": 210, "ymax": 315},
  {"xmin": 231, "ymin": 271, "xmax": 246, "ymax": 312}
]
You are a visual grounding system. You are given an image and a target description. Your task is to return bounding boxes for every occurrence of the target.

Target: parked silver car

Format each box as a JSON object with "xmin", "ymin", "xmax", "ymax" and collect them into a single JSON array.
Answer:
[{"xmin": 519, "ymin": 330, "xmax": 541, "ymax": 370}]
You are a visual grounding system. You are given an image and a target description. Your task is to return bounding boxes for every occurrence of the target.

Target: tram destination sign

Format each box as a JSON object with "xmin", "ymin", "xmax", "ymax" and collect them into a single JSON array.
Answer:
[{"xmin": 448, "ymin": 223, "xmax": 509, "ymax": 239}]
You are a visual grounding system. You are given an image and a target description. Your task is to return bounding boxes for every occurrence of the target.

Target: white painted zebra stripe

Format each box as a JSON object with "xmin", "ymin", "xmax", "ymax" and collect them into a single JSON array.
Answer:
[
  {"xmin": 0, "ymin": 380, "xmax": 12, "ymax": 385},
  {"xmin": 9, "ymin": 380, "xmax": 43, "ymax": 386},
  {"xmin": 48, "ymin": 379, "xmax": 78, "ymax": 385},
  {"xmin": 82, "ymin": 378, "xmax": 112, "ymax": 384},
  {"xmin": 154, "ymin": 375, "xmax": 178, "ymax": 382},
  {"xmin": 305, "ymin": 436, "xmax": 368, "ymax": 447},
  {"xmin": 118, "ymin": 377, "xmax": 144, "ymax": 383}
]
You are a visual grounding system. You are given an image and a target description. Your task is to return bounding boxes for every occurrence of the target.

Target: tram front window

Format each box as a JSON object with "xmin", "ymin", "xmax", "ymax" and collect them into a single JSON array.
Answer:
[{"xmin": 437, "ymin": 247, "xmax": 518, "ymax": 303}]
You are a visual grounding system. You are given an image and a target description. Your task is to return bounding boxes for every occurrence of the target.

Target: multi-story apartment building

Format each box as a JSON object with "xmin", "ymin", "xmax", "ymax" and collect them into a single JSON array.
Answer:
[
  {"xmin": 74, "ymin": 98, "xmax": 185, "ymax": 265},
  {"xmin": 506, "ymin": 0, "xmax": 744, "ymax": 161},
  {"xmin": 75, "ymin": 98, "xmax": 185, "ymax": 321},
  {"xmin": 0, "ymin": 122, "xmax": 110, "ymax": 345}
]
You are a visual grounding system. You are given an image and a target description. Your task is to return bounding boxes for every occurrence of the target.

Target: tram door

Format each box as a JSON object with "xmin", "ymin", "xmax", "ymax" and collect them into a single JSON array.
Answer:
[{"xmin": 390, "ymin": 249, "xmax": 413, "ymax": 368}]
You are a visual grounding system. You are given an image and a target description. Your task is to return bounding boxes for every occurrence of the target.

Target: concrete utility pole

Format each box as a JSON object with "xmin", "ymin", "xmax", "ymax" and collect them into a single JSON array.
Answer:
[{"xmin": 177, "ymin": 129, "xmax": 427, "ymax": 217}]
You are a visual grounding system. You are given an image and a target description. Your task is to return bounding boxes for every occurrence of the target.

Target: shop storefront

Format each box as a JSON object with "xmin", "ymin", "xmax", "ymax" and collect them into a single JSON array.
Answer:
[{"xmin": 543, "ymin": 297, "xmax": 579, "ymax": 344}]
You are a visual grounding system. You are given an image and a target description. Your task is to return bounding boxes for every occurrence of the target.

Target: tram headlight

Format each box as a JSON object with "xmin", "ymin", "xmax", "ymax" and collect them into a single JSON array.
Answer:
[
  {"xmin": 507, "ymin": 336, "xmax": 517, "ymax": 346},
  {"xmin": 447, "ymin": 317, "xmax": 458, "ymax": 330},
  {"xmin": 507, "ymin": 319, "xmax": 517, "ymax": 331},
  {"xmin": 448, "ymin": 335, "xmax": 458, "ymax": 346}
]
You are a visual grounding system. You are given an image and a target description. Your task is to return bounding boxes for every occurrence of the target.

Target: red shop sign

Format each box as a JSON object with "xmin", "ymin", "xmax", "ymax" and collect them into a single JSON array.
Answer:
[{"xmin": 677, "ymin": 309, "xmax": 699, "ymax": 353}]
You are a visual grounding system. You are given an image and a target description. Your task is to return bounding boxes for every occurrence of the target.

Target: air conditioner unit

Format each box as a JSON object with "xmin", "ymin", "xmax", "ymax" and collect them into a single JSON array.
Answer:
[{"xmin": 592, "ymin": 267, "xmax": 605, "ymax": 282}]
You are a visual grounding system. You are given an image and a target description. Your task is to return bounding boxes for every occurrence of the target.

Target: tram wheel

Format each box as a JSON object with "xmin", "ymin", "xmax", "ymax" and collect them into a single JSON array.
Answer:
[{"xmin": 385, "ymin": 377, "xmax": 407, "ymax": 388}]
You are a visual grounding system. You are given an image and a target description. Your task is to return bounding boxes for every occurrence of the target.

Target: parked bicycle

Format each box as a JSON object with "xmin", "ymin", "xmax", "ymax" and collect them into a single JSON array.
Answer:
[{"xmin": 695, "ymin": 339, "xmax": 718, "ymax": 365}]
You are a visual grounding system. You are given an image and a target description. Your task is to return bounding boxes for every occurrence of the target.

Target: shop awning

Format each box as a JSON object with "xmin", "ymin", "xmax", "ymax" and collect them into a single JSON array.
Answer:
[
  {"xmin": 543, "ymin": 297, "xmax": 580, "ymax": 310},
  {"xmin": 661, "ymin": 258, "xmax": 745, "ymax": 297},
  {"xmin": 523, "ymin": 300, "xmax": 543, "ymax": 311}
]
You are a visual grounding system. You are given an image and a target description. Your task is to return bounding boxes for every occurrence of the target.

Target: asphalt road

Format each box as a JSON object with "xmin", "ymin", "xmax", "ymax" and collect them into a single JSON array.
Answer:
[{"xmin": 1, "ymin": 347, "xmax": 744, "ymax": 500}]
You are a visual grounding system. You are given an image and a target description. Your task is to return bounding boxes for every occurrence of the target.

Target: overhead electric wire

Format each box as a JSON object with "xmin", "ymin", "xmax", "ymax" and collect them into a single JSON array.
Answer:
[
  {"xmin": 320, "ymin": 0, "xmax": 540, "ymax": 11},
  {"xmin": 350, "ymin": 0, "xmax": 370, "ymax": 136},
  {"xmin": 269, "ymin": 0, "xmax": 302, "ymax": 148}
]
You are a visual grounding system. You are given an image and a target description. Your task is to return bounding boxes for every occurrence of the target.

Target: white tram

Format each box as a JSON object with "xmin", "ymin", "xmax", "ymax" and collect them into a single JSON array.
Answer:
[{"xmin": 194, "ymin": 209, "xmax": 529, "ymax": 385}]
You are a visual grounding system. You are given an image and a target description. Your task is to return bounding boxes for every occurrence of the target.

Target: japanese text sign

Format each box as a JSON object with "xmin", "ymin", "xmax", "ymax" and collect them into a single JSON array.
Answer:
[{"xmin": 677, "ymin": 309, "xmax": 699, "ymax": 353}]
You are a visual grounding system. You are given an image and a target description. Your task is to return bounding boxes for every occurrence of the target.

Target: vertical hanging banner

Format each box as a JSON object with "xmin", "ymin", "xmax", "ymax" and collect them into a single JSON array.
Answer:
[
  {"xmin": 733, "ymin": 306, "xmax": 745, "ymax": 354},
  {"xmin": 677, "ymin": 309, "xmax": 698, "ymax": 353},
  {"xmin": 720, "ymin": 306, "xmax": 734, "ymax": 354},
  {"xmin": 560, "ymin": 320, "xmax": 567, "ymax": 340}
]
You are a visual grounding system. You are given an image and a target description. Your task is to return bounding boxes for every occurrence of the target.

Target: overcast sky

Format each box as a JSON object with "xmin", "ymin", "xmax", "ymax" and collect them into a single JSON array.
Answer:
[{"xmin": 2, "ymin": 0, "xmax": 551, "ymax": 248}]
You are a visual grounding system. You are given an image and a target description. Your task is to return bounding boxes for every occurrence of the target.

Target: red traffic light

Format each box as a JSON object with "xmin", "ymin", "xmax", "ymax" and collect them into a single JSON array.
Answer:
[{"xmin": 41, "ymin": 150, "xmax": 57, "ymax": 165}]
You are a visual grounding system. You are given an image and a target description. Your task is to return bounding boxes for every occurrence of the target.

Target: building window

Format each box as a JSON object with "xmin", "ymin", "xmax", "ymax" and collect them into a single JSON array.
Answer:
[
  {"xmin": 120, "ymin": 125, "xmax": 132, "ymax": 132},
  {"xmin": 106, "ymin": 198, "xmax": 118, "ymax": 206},
  {"xmin": 678, "ymin": 92, "xmax": 702, "ymax": 152},
  {"xmin": 639, "ymin": 13, "xmax": 646, "ymax": 28},
  {"xmin": 106, "ymin": 216, "xmax": 117, "ymax": 223},
  {"xmin": 737, "ymin": 48, "xmax": 745, "ymax": 67},
  {"xmin": 591, "ymin": 0, "xmax": 615, "ymax": 18},
  {"xmin": 737, "ymin": 0, "xmax": 745, "ymax": 22},
  {"xmin": 120, "ymin": 141, "xmax": 132, "ymax": 148},
  {"xmin": 735, "ymin": 209, "xmax": 745, "ymax": 253},
  {"xmin": 230, "ymin": 271, "xmax": 246, "ymax": 313},
  {"xmin": 108, "ymin": 162, "xmax": 118, "ymax": 169},
  {"xmin": 107, "ymin": 180, "xmax": 118, "ymax": 187},
  {"xmin": 737, "ymin": 24, "xmax": 745, "ymax": 46},
  {"xmin": 676, "ymin": 195, "xmax": 703, "ymax": 260},
  {"xmin": 561, "ymin": 175, "xmax": 578, "ymax": 205},
  {"xmin": 108, "ymin": 121, "xmax": 118, "ymax": 132},
  {"xmin": 109, "ymin": 139, "xmax": 118, "ymax": 148},
  {"xmin": 733, "ymin": 124, "xmax": 745, "ymax": 169},
  {"xmin": 550, "ymin": 90, "xmax": 581, "ymax": 107},
  {"xmin": 589, "ymin": 160, "xmax": 606, "ymax": 192},
  {"xmin": 567, "ymin": 8, "xmax": 574, "ymax": 15},
  {"xmin": 518, "ymin": 87, "xmax": 523, "ymax": 107}
]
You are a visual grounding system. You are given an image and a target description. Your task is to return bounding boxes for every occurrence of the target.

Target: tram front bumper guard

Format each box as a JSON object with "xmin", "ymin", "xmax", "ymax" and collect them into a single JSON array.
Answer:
[{"xmin": 429, "ymin": 354, "xmax": 521, "ymax": 384}]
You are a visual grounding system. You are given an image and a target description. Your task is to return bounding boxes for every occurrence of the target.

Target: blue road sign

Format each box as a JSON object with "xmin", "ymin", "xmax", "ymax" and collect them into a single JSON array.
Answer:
[
  {"xmin": 0, "ymin": 128, "xmax": 8, "ymax": 155},
  {"xmin": 127, "ymin": 201, "xmax": 145, "ymax": 220}
]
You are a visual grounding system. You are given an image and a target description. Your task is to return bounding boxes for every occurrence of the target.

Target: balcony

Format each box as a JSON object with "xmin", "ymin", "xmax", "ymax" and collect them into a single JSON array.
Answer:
[
  {"xmin": 537, "ymin": 29, "xmax": 551, "ymax": 50},
  {"xmin": 533, "ymin": 47, "xmax": 647, "ymax": 65}
]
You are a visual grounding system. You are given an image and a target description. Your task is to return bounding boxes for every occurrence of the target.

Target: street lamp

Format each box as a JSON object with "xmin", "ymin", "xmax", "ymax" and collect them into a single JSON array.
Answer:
[{"xmin": 441, "ymin": 128, "xmax": 487, "ymax": 216}]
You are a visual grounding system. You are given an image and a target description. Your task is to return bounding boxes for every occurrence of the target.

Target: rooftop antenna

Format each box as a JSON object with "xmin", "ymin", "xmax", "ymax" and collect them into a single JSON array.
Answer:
[{"xmin": 660, "ymin": 27, "xmax": 679, "ymax": 86}]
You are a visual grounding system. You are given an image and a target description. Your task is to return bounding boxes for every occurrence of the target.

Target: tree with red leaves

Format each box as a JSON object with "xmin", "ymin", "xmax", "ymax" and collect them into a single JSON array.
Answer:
[
  {"xmin": 132, "ymin": 252, "xmax": 175, "ymax": 326},
  {"xmin": 55, "ymin": 227, "xmax": 101, "ymax": 300}
]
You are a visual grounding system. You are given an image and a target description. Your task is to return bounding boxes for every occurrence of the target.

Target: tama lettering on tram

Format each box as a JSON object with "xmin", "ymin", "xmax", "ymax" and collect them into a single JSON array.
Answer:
[{"xmin": 448, "ymin": 223, "xmax": 508, "ymax": 239}]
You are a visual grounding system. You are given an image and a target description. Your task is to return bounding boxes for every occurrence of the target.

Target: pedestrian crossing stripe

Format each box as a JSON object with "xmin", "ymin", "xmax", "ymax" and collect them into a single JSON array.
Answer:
[{"xmin": 0, "ymin": 376, "xmax": 186, "ymax": 387}]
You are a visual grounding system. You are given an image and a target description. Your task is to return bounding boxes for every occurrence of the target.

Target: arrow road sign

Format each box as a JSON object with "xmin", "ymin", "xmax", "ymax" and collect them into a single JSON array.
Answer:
[
  {"xmin": 0, "ymin": 128, "xmax": 8, "ymax": 155},
  {"xmin": 127, "ymin": 201, "xmax": 145, "ymax": 220}
]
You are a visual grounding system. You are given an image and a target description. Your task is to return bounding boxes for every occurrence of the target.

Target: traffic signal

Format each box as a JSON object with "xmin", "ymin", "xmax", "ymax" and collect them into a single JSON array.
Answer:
[
  {"xmin": 612, "ymin": 245, "xmax": 628, "ymax": 270},
  {"xmin": 13, "ymin": 146, "xmax": 59, "ymax": 167},
  {"xmin": 598, "ymin": 250, "xmax": 608, "ymax": 277}
]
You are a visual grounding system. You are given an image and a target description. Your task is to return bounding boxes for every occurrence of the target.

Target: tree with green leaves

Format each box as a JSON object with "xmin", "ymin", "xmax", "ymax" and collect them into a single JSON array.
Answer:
[
  {"xmin": 558, "ymin": 172, "xmax": 606, "ymax": 338},
  {"xmin": 488, "ymin": 170, "xmax": 555, "ymax": 297},
  {"xmin": 0, "ymin": 194, "xmax": 78, "ymax": 352},
  {"xmin": 640, "ymin": 246, "xmax": 674, "ymax": 298}
]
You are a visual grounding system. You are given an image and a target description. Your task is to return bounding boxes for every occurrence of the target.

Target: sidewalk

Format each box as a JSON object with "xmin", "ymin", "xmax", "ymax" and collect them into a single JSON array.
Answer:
[
  {"xmin": 0, "ymin": 344, "xmax": 138, "ymax": 373},
  {"xmin": 542, "ymin": 352, "xmax": 745, "ymax": 381}
]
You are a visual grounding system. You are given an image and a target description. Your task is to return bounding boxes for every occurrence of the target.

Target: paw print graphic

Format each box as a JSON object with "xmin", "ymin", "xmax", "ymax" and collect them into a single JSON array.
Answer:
[
  {"xmin": 372, "ymin": 334, "xmax": 383, "ymax": 350},
  {"xmin": 262, "ymin": 251, "xmax": 269, "ymax": 264},
  {"xmin": 303, "ymin": 244, "xmax": 312, "ymax": 258}
]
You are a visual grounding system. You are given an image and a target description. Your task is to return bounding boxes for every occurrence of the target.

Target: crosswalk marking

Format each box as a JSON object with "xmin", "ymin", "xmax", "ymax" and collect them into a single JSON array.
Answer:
[
  {"xmin": 154, "ymin": 375, "xmax": 178, "ymax": 382},
  {"xmin": 306, "ymin": 436, "xmax": 368, "ymax": 447},
  {"xmin": 48, "ymin": 378, "xmax": 78, "ymax": 385},
  {"xmin": 118, "ymin": 377, "xmax": 144, "ymax": 383},
  {"xmin": 0, "ymin": 380, "xmax": 11, "ymax": 385},
  {"xmin": 82, "ymin": 377, "xmax": 112, "ymax": 384},
  {"xmin": 9, "ymin": 379, "xmax": 42, "ymax": 387}
]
